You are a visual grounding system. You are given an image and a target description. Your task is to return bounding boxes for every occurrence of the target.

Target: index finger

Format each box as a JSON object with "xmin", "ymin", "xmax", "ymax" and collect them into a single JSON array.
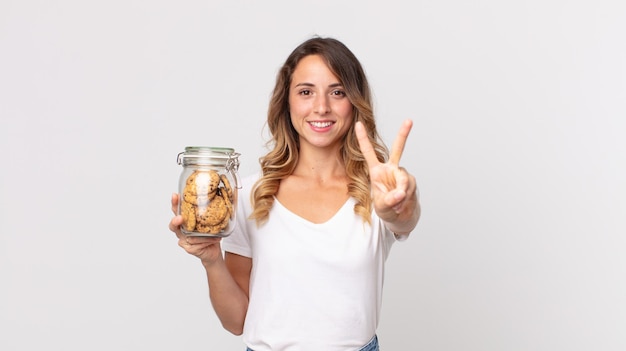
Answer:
[
  {"xmin": 389, "ymin": 119, "xmax": 413, "ymax": 165},
  {"xmin": 355, "ymin": 121, "xmax": 380, "ymax": 169}
]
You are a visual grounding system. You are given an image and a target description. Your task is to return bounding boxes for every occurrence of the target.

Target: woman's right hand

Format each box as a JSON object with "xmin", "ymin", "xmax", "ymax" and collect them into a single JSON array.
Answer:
[{"xmin": 169, "ymin": 193, "xmax": 225, "ymax": 266}]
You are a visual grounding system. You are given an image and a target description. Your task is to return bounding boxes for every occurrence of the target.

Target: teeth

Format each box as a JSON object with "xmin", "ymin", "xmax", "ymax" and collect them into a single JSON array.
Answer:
[{"xmin": 310, "ymin": 121, "xmax": 332, "ymax": 128}]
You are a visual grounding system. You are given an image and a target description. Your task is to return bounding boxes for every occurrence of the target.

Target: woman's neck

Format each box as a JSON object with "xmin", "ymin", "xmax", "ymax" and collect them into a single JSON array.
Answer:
[{"xmin": 292, "ymin": 144, "xmax": 346, "ymax": 182}]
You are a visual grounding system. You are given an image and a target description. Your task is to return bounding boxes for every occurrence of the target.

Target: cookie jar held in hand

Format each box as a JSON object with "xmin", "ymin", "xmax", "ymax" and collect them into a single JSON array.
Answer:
[{"xmin": 176, "ymin": 146, "xmax": 241, "ymax": 237}]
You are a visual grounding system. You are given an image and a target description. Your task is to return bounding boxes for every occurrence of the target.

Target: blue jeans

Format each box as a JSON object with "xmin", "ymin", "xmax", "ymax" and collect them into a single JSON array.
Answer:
[
  {"xmin": 245, "ymin": 335, "xmax": 379, "ymax": 351},
  {"xmin": 359, "ymin": 335, "xmax": 379, "ymax": 351}
]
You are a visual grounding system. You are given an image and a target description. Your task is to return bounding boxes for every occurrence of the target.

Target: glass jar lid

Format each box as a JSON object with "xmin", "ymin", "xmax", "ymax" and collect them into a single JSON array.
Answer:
[{"xmin": 177, "ymin": 146, "xmax": 240, "ymax": 168}]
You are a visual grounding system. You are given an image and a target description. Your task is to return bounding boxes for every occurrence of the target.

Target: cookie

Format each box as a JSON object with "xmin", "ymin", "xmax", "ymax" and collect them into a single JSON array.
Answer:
[
  {"xmin": 196, "ymin": 214, "xmax": 230, "ymax": 234},
  {"xmin": 183, "ymin": 191, "xmax": 213, "ymax": 205},
  {"xmin": 186, "ymin": 170, "xmax": 220, "ymax": 195},
  {"xmin": 219, "ymin": 174, "xmax": 233, "ymax": 201},
  {"xmin": 196, "ymin": 195, "xmax": 228, "ymax": 226},
  {"xmin": 221, "ymin": 189, "xmax": 234, "ymax": 220},
  {"xmin": 183, "ymin": 170, "xmax": 219, "ymax": 204},
  {"xmin": 181, "ymin": 200, "xmax": 196, "ymax": 231}
]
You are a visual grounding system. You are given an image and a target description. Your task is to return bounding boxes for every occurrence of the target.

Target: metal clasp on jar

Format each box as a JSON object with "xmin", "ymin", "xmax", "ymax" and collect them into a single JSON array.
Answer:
[{"xmin": 226, "ymin": 152, "xmax": 242, "ymax": 189}]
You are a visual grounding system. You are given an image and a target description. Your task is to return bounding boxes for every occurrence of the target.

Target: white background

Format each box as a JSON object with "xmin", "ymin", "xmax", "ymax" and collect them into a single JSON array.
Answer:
[{"xmin": 1, "ymin": 0, "xmax": 625, "ymax": 350}]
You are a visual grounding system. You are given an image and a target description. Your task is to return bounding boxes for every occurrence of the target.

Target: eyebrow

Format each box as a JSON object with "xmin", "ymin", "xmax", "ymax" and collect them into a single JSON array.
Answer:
[{"xmin": 293, "ymin": 82, "xmax": 344, "ymax": 88}]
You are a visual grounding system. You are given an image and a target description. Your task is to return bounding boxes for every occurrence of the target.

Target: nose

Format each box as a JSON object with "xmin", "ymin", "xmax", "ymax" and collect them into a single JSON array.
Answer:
[{"xmin": 314, "ymin": 95, "xmax": 330, "ymax": 115}]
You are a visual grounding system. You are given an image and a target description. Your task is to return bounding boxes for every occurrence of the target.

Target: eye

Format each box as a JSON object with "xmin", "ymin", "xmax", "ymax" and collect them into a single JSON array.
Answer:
[
  {"xmin": 298, "ymin": 89, "xmax": 312, "ymax": 96},
  {"xmin": 331, "ymin": 90, "xmax": 346, "ymax": 97}
]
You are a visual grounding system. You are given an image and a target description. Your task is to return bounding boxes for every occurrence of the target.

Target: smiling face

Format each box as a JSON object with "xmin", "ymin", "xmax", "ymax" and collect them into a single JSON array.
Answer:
[{"xmin": 288, "ymin": 54, "xmax": 354, "ymax": 152}]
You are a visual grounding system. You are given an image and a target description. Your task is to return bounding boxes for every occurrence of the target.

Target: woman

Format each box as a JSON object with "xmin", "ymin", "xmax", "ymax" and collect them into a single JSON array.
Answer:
[{"xmin": 169, "ymin": 36, "xmax": 420, "ymax": 351}]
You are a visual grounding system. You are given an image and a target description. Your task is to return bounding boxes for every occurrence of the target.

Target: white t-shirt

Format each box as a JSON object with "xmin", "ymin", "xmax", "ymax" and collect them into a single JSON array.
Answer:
[{"xmin": 221, "ymin": 174, "xmax": 406, "ymax": 351}]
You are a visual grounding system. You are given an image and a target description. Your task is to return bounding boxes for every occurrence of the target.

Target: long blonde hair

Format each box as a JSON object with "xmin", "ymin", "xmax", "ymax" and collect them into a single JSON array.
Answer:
[{"xmin": 250, "ymin": 37, "xmax": 388, "ymax": 225}]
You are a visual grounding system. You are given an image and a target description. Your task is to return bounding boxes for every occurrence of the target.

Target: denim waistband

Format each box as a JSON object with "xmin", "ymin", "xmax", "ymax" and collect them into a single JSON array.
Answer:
[{"xmin": 359, "ymin": 335, "xmax": 379, "ymax": 351}]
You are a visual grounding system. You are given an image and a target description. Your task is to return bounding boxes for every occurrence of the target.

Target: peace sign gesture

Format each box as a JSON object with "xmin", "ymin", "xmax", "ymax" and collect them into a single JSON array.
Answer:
[{"xmin": 355, "ymin": 119, "xmax": 420, "ymax": 235}]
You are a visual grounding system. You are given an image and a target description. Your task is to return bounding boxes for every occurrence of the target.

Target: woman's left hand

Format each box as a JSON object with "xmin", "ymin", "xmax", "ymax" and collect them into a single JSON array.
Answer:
[{"xmin": 355, "ymin": 119, "xmax": 420, "ymax": 234}]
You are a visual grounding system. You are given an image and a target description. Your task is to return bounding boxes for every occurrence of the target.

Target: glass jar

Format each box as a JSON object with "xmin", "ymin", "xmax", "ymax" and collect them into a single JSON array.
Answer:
[{"xmin": 176, "ymin": 146, "xmax": 241, "ymax": 237}]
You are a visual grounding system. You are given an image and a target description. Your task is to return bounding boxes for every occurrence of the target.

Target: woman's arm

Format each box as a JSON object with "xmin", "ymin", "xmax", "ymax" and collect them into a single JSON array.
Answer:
[
  {"xmin": 169, "ymin": 193, "xmax": 250, "ymax": 335},
  {"xmin": 203, "ymin": 251, "xmax": 251, "ymax": 335},
  {"xmin": 355, "ymin": 119, "xmax": 421, "ymax": 235}
]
